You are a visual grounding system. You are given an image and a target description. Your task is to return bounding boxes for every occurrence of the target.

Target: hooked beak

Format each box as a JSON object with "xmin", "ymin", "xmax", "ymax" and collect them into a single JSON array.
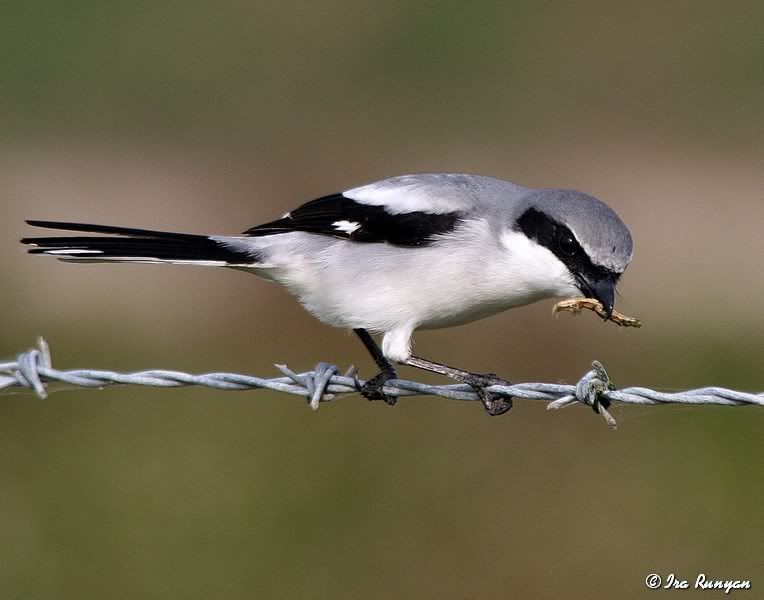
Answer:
[{"xmin": 578, "ymin": 274, "xmax": 617, "ymax": 319}]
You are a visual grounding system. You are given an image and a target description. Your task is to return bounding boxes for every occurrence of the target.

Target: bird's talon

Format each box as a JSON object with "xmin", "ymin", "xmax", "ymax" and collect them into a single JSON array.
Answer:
[
  {"xmin": 478, "ymin": 389, "xmax": 513, "ymax": 416},
  {"xmin": 487, "ymin": 397, "xmax": 513, "ymax": 416},
  {"xmin": 356, "ymin": 372, "xmax": 398, "ymax": 406},
  {"xmin": 462, "ymin": 373, "xmax": 513, "ymax": 416}
]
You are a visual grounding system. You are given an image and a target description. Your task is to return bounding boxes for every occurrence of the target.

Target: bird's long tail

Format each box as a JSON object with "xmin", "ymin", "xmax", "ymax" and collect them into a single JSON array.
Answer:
[{"xmin": 21, "ymin": 221, "xmax": 262, "ymax": 266}]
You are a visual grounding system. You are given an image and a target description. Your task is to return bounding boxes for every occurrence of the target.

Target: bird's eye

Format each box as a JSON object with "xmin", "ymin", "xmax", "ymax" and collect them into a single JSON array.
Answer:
[{"xmin": 558, "ymin": 233, "xmax": 577, "ymax": 256}]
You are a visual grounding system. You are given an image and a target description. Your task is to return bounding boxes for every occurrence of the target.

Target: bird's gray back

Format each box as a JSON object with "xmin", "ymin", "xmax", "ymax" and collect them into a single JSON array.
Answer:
[
  {"xmin": 344, "ymin": 173, "xmax": 530, "ymax": 215},
  {"xmin": 346, "ymin": 173, "xmax": 632, "ymax": 272}
]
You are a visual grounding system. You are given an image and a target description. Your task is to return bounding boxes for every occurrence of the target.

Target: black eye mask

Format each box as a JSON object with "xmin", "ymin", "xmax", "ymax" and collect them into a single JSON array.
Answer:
[{"xmin": 516, "ymin": 207, "xmax": 619, "ymax": 288}]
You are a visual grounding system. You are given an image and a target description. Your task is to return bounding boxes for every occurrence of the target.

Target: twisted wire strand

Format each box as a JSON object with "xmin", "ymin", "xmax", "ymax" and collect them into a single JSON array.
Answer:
[{"xmin": 1, "ymin": 339, "xmax": 762, "ymax": 429}]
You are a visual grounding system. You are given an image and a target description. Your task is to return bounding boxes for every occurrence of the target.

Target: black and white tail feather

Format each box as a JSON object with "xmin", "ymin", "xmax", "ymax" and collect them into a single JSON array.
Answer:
[{"xmin": 22, "ymin": 220, "xmax": 261, "ymax": 267}]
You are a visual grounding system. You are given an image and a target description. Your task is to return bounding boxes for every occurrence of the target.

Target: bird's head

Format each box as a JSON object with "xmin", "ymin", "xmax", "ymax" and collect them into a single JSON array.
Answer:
[{"xmin": 513, "ymin": 189, "xmax": 633, "ymax": 318}]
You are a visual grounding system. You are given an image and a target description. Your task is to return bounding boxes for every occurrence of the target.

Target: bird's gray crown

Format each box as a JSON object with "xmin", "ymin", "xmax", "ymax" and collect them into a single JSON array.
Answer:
[{"xmin": 522, "ymin": 188, "xmax": 633, "ymax": 273}]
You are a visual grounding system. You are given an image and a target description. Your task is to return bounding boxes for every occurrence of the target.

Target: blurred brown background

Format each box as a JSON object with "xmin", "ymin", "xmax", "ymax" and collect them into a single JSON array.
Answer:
[{"xmin": 1, "ymin": 2, "xmax": 762, "ymax": 598}]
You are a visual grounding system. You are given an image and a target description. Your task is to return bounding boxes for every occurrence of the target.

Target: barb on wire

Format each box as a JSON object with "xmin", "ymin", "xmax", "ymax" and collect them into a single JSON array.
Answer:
[{"xmin": 1, "ymin": 339, "xmax": 762, "ymax": 429}]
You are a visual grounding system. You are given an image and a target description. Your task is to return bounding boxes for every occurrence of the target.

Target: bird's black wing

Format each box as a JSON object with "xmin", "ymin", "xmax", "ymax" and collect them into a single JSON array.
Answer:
[{"xmin": 243, "ymin": 193, "xmax": 462, "ymax": 247}]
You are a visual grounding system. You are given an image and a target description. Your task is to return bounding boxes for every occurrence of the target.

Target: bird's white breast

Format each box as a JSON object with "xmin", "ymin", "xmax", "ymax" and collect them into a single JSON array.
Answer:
[{"xmin": 244, "ymin": 221, "xmax": 578, "ymax": 334}]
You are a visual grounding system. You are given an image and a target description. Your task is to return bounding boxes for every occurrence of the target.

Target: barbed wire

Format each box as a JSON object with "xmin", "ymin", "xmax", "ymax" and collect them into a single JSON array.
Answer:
[{"xmin": 1, "ymin": 339, "xmax": 762, "ymax": 428}]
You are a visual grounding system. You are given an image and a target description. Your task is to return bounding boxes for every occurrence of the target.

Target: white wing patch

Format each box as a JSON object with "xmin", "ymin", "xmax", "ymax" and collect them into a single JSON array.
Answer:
[{"xmin": 332, "ymin": 220, "xmax": 361, "ymax": 234}]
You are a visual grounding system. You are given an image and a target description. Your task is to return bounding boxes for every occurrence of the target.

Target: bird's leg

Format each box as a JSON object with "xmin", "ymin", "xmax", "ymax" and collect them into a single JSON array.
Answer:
[
  {"xmin": 404, "ymin": 356, "xmax": 513, "ymax": 416},
  {"xmin": 353, "ymin": 328, "xmax": 398, "ymax": 405}
]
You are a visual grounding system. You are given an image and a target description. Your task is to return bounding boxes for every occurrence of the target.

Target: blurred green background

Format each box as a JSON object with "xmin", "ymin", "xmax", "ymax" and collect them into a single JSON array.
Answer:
[{"xmin": 1, "ymin": 1, "xmax": 762, "ymax": 598}]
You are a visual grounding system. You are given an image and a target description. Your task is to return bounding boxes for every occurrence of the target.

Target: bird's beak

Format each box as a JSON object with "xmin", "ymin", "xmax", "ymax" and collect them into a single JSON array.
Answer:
[{"xmin": 578, "ymin": 274, "xmax": 616, "ymax": 319}]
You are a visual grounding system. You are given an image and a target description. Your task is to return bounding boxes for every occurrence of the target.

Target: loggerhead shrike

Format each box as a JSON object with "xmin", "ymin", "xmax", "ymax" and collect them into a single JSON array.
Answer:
[{"xmin": 22, "ymin": 173, "xmax": 633, "ymax": 416}]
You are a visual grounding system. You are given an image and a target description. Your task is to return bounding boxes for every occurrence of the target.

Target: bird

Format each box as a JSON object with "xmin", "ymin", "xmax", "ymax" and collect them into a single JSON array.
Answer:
[{"xmin": 21, "ymin": 173, "xmax": 633, "ymax": 416}]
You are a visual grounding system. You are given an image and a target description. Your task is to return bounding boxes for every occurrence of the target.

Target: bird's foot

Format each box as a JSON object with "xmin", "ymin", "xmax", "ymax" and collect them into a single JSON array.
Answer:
[
  {"xmin": 459, "ymin": 372, "xmax": 513, "ymax": 417},
  {"xmin": 356, "ymin": 370, "xmax": 398, "ymax": 406}
]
